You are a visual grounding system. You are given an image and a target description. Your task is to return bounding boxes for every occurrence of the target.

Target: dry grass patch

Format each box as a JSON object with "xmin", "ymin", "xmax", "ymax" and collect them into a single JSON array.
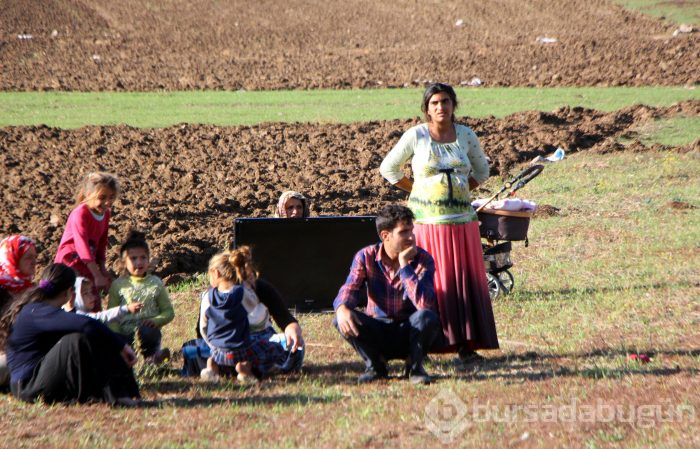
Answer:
[{"xmin": 1, "ymin": 150, "xmax": 698, "ymax": 448}]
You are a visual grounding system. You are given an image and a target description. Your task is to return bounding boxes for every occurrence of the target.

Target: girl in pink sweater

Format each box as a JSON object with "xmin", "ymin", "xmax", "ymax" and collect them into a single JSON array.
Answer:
[{"xmin": 55, "ymin": 172, "xmax": 119, "ymax": 312}]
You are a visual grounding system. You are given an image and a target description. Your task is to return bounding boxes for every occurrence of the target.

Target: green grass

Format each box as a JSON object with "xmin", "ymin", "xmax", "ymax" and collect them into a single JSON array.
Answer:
[
  {"xmin": 625, "ymin": 116, "xmax": 700, "ymax": 146},
  {"xmin": 4, "ymin": 149, "xmax": 697, "ymax": 448},
  {"xmin": 491, "ymin": 150, "xmax": 700, "ymax": 354},
  {"xmin": 168, "ymin": 272, "xmax": 209, "ymax": 294},
  {"xmin": 614, "ymin": 0, "xmax": 700, "ymax": 25},
  {"xmin": 1, "ymin": 87, "xmax": 698, "ymax": 128}
]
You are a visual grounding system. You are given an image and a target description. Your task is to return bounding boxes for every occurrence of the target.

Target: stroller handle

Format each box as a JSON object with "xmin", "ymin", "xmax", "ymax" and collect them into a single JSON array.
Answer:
[
  {"xmin": 508, "ymin": 164, "xmax": 544, "ymax": 195},
  {"xmin": 475, "ymin": 164, "xmax": 545, "ymax": 212}
]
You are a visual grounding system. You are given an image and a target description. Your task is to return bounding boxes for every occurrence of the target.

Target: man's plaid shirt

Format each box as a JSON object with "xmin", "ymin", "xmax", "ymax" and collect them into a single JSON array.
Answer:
[{"xmin": 333, "ymin": 243, "xmax": 436, "ymax": 321}]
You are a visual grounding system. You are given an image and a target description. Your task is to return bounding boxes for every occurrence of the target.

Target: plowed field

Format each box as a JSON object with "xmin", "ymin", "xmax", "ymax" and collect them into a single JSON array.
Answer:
[{"xmin": 1, "ymin": 0, "xmax": 698, "ymax": 91}]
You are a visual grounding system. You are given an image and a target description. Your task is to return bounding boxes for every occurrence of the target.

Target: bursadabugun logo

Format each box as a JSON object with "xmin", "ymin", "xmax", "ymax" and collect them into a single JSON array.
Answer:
[
  {"xmin": 424, "ymin": 388, "xmax": 469, "ymax": 444},
  {"xmin": 425, "ymin": 389, "xmax": 696, "ymax": 443}
]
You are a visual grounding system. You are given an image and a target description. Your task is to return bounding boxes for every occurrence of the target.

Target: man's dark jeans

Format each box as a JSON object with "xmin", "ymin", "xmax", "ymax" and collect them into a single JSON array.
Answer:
[{"xmin": 334, "ymin": 308, "xmax": 441, "ymax": 374}]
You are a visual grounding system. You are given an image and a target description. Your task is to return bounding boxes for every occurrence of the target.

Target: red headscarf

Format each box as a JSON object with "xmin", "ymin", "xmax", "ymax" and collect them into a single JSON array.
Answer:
[{"xmin": 0, "ymin": 235, "xmax": 36, "ymax": 294}]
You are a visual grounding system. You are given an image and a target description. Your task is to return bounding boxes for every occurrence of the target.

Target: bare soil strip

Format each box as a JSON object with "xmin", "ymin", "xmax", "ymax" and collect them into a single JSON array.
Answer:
[{"xmin": 2, "ymin": 101, "xmax": 697, "ymax": 280}]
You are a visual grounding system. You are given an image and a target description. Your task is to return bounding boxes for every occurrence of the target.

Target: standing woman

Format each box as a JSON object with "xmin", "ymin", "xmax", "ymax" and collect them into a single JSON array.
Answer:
[
  {"xmin": 0, "ymin": 264, "xmax": 140, "ymax": 405},
  {"xmin": 379, "ymin": 83, "xmax": 498, "ymax": 359}
]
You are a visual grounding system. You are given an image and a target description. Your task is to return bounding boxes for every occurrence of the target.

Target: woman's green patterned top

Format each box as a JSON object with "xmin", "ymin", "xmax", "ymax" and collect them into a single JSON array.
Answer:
[{"xmin": 380, "ymin": 124, "xmax": 490, "ymax": 224}]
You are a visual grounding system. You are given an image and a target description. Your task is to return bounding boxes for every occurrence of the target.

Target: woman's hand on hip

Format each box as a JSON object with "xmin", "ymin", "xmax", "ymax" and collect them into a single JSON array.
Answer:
[
  {"xmin": 394, "ymin": 177, "xmax": 413, "ymax": 193},
  {"xmin": 468, "ymin": 176, "xmax": 480, "ymax": 191}
]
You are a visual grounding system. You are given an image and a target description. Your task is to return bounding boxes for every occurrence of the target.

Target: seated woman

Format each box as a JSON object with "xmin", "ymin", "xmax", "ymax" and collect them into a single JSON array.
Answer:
[
  {"xmin": 193, "ymin": 247, "xmax": 304, "ymax": 377},
  {"xmin": 0, "ymin": 288, "xmax": 11, "ymax": 391},
  {"xmin": 1, "ymin": 264, "xmax": 140, "ymax": 405},
  {"xmin": 274, "ymin": 191, "xmax": 310, "ymax": 218},
  {"xmin": 0, "ymin": 235, "xmax": 38, "ymax": 389},
  {"xmin": 0, "ymin": 235, "xmax": 37, "ymax": 300}
]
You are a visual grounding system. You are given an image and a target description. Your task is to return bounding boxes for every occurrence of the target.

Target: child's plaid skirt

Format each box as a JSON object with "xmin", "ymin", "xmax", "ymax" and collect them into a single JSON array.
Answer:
[{"xmin": 210, "ymin": 337, "xmax": 283, "ymax": 376}]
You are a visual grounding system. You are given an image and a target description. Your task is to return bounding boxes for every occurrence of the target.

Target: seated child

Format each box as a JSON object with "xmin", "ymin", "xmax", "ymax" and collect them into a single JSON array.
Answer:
[
  {"xmin": 64, "ymin": 277, "xmax": 142, "ymax": 323},
  {"xmin": 199, "ymin": 247, "xmax": 285, "ymax": 382},
  {"xmin": 108, "ymin": 231, "xmax": 174, "ymax": 364}
]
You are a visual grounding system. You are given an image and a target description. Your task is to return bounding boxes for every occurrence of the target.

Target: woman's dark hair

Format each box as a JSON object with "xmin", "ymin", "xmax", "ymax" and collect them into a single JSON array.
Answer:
[
  {"xmin": 376, "ymin": 205, "xmax": 415, "ymax": 235},
  {"xmin": 0, "ymin": 264, "xmax": 76, "ymax": 349},
  {"xmin": 421, "ymin": 82, "xmax": 458, "ymax": 122},
  {"xmin": 0, "ymin": 287, "xmax": 11, "ymax": 316}
]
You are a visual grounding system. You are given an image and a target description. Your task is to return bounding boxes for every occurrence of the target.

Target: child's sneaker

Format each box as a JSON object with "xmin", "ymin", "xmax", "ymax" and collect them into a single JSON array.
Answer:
[
  {"xmin": 147, "ymin": 348, "xmax": 171, "ymax": 365},
  {"xmin": 200, "ymin": 368, "xmax": 220, "ymax": 382},
  {"xmin": 236, "ymin": 372, "xmax": 257, "ymax": 384}
]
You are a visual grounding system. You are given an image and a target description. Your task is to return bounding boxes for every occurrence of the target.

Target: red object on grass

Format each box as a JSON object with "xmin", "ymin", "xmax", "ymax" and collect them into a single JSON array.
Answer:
[{"xmin": 627, "ymin": 353, "xmax": 651, "ymax": 363}]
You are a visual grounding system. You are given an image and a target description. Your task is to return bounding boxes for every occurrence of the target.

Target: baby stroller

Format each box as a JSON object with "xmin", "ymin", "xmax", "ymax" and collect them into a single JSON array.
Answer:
[{"xmin": 475, "ymin": 164, "xmax": 544, "ymax": 299}]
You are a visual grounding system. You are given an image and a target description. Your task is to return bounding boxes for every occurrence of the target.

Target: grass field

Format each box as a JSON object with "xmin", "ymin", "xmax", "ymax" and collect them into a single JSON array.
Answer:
[
  {"xmin": 1, "ymin": 87, "xmax": 698, "ymax": 128},
  {"xmin": 614, "ymin": 0, "xmax": 700, "ymax": 25},
  {"xmin": 1, "ymin": 147, "xmax": 698, "ymax": 449}
]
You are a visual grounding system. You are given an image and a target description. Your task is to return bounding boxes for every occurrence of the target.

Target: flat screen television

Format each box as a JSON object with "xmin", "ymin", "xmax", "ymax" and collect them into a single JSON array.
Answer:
[{"xmin": 233, "ymin": 216, "xmax": 378, "ymax": 311}]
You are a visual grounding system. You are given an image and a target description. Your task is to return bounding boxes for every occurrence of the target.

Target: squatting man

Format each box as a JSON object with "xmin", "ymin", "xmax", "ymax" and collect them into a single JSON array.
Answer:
[{"xmin": 333, "ymin": 205, "xmax": 442, "ymax": 384}]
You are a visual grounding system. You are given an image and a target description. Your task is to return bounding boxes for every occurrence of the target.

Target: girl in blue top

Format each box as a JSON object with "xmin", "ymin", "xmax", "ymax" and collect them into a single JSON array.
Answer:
[{"xmin": 199, "ymin": 246, "xmax": 284, "ymax": 382}]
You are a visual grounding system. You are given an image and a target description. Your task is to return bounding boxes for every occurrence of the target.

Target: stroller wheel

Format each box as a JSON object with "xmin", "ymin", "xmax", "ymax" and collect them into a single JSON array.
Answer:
[
  {"xmin": 486, "ymin": 273, "xmax": 501, "ymax": 300},
  {"xmin": 498, "ymin": 270, "xmax": 515, "ymax": 294}
]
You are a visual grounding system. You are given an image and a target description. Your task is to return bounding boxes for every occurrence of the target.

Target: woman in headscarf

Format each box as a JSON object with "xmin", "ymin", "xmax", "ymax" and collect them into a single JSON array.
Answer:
[
  {"xmin": 274, "ymin": 191, "xmax": 310, "ymax": 218},
  {"xmin": 0, "ymin": 235, "xmax": 37, "ymax": 299},
  {"xmin": 0, "ymin": 235, "xmax": 38, "ymax": 389}
]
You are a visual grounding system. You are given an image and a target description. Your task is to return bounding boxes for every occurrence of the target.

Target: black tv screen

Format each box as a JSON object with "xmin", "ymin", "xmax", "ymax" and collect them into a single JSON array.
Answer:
[{"xmin": 233, "ymin": 216, "xmax": 378, "ymax": 311}]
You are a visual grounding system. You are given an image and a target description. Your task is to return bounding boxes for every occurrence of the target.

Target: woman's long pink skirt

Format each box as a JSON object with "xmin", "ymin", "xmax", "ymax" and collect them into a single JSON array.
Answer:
[{"xmin": 414, "ymin": 221, "xmax": 499, "ymax": 352}]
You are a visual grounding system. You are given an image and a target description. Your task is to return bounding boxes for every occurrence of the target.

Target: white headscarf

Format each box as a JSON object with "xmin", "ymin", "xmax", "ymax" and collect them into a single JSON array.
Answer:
[{"xmin": 73, "ymin": 277, "xmax": 88, "ymax": 312}]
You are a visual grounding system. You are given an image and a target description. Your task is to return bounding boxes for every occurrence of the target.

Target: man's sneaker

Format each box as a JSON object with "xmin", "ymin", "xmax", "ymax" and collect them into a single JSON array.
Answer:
[
  {"xmin": 357, "ymin": 367, "xmax": 388, "ymax": 384},
  {"xmin": 114, "ymin": 397, "xmax": 141, "ymax": 408},
  {"xmin": 408, "ymin": 365, "xmax": 432, "ymax": 385}
]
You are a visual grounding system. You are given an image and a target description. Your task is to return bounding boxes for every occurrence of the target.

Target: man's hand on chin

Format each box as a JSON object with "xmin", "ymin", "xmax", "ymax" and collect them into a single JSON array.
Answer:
[{"xmin": 398, "ymin": 244, "xmax": 417, "ymax": 268}]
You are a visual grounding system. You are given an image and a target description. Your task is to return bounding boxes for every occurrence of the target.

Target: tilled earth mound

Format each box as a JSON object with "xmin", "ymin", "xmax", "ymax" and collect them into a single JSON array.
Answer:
[
  {"xmin": 2, "ymin": 101, "xmax": 697, "ymax": 281},
  {"xmin": 1, "ymin": 0, "xmax": 698, "ymax": 91}
]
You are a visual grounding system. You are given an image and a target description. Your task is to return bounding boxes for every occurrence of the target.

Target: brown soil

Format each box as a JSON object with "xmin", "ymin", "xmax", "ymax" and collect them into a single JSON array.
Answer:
[
  {"xmin": 2, "ymin": 101, "xmax": 697, "ymax": 281},
  {"xmin": 1, "ymin": 0, "xmax": 698, "ymax": 91},
  {"xmin": 532, "ymin": 204, "xmax": 561, "ymax": 218},
  {"xmin": 665, "ymin": 200, "xmax": 696, "ymax": 209}
]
